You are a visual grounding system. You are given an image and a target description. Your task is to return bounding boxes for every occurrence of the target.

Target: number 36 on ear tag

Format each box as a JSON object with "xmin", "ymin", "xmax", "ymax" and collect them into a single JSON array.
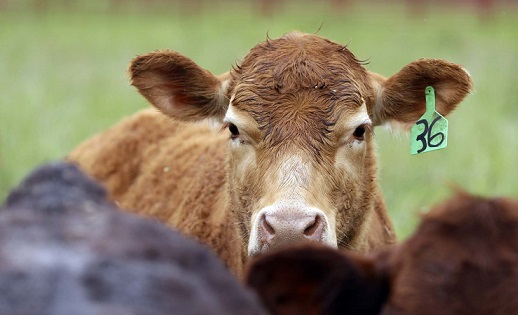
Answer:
[{"xmin": 410, "ymin": 86, "xmax": 448, "ymax": 155}]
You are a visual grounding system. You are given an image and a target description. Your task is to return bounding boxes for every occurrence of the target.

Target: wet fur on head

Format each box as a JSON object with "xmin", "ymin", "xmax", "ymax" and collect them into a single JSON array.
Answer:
[{"xmin": 230, "ymin": 32, "xmax": 369, "ymax": 159}]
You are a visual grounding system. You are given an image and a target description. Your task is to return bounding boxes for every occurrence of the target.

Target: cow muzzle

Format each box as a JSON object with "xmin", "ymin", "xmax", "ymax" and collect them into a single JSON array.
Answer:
[{"xmin": 248, "ymin": 202, "xmax": 337, "ymax": 257}]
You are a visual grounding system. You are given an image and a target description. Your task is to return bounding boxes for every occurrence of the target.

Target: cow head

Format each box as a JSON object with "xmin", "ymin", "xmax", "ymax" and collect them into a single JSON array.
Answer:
[{"xmin": 129, "ymin": 32, "xmax": 472, "ymax": 257}]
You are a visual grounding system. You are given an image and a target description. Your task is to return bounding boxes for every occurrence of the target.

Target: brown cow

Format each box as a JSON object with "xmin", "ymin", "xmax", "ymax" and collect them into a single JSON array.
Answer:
[
  {"xmin": 68, "ymin": 32, "xmax": 472, "ymax": 274},
  {"xmin": 246, "ymin": 191, "xmax": 518, "ymax": 315}
]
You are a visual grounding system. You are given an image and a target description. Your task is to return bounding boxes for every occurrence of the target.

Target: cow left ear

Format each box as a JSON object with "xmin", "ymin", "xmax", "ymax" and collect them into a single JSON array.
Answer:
[
  {"xmin": 368, "ymin": 59, "xmax": 473, "ymax": 129},
  {"xmin": 245, "ymin": 245, "xmax": 390, "ymax": 315}
]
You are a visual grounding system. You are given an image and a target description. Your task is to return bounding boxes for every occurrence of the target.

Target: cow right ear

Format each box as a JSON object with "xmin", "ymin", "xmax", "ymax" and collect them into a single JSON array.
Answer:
[
  {"xmin": 244, "ymin": 245, "xmax": 390, "ymax": 315},
  {"xmin": 129, "ymin": 50, "xmax": 230, "ymax": 122}
]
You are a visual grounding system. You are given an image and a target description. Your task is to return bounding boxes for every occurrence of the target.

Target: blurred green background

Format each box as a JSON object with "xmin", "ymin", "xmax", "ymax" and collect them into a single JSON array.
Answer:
[{"xmin": 1, "ymin": 0, "xmax": 517, "ymax": 239}]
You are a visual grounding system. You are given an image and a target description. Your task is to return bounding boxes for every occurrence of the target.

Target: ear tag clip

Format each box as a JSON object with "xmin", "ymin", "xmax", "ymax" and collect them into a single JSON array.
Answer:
[{"xmin": 410, "ymin": 86, "xmax": 448, "ymax": 155}]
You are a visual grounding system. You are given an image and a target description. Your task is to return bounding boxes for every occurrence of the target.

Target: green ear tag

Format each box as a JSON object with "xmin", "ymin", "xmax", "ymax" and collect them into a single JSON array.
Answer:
[{"xmin": 410, "ymin": 86, "xmax": 448, "ymax": 155}]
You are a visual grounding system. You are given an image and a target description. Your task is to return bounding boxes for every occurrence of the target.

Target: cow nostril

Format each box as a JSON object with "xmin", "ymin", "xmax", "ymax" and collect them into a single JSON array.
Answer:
[
  {"xmin": 262, "ymin": 214, "xmax": 275, "ymax": 236},
  {"xmin": 304, "ymin": 215, "xmax": 323, "ymax": 238}
]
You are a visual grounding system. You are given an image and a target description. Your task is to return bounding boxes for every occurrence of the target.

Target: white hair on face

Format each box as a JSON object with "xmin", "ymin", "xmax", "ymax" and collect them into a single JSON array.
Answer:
[
  {"xmin": 351, "ymin": 100, "xmax": 372, "ymax": 127},
  {"xmin": 277, "ymin": 155, "xmax": 311, "ymax": 191},
  {"xmin": 223, "ymin": 98, "xmax": 239, "ymax": 124}
]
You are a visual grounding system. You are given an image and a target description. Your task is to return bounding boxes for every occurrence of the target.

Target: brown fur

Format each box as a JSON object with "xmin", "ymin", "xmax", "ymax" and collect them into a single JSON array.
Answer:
[
  {"xmin": 370, "ymin": 59, "xmax": 473, "ymax": 126},
  {"xmin": 384, "ymin": 192, "xmax": 518, "ymax": 315},
  {"xmin": 230, "ymin": 33, "xmax": 368, "ymax": 156},
  {"xmin": 68, "ymin": 110, "xmax": 244, "ymax": 272},
  {"xmin": 246, "ymin": 244, "xmax": 388, "ymax": 315},
  {"xmin": 68, "ymin": 32, "xmax": 472, "ymax": 274},
  {"xmin": 246, "ymin": 192, "xmax": 518, "ymax": 315}
]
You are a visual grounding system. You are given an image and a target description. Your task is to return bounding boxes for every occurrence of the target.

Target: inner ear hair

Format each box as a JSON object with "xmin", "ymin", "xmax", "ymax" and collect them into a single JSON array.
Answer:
[{"xmin": 129, "ymin": 50, "xmax": 229, "ymax": 121}]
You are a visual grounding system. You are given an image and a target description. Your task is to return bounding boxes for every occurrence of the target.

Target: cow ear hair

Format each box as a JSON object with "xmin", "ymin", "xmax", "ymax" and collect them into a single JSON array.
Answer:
[
  {"xmin": 244, "ymin": 245, "xmax": 390, "ymax": 315},
  {"xmin": 369, "ymin": 59, "xmax": 473, "ymax": 130},
  {"xmin": 129, "ymin": 50, "xmax": 230, "ymax": 122}
]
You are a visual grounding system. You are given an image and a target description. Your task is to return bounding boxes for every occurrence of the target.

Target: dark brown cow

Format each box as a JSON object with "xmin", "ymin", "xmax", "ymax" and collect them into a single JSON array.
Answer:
[
  {"xmin": 246, "ymin": 191, "xmax": 518, "ymax": 315},
  {"xmin": 69, "ymin": 31, "xmax": 472, "ymax": 274}
]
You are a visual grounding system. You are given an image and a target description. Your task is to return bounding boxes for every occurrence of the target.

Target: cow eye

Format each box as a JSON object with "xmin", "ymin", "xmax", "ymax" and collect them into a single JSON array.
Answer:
[
  {"xmin": 353, "ymin": 125, "xmax": 366, "ymax": 140},
  {"xmin": 228, "ymin": 123, "xmax": 240, "ymax": 139}
]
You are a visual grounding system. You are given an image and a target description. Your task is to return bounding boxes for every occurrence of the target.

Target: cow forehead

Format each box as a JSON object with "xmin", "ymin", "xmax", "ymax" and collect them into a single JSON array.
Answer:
[
  {"xmin": 231, "ymin": 32, "xmax": 368, "ymax": 95},
  {"xmin": 228, "ymin": 33, "xmax": 371, "ymax": 156}
]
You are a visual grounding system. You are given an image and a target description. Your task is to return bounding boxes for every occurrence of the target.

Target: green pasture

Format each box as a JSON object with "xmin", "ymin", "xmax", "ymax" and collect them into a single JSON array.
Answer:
[{"xmin": 1, "ymin": 1, "xmax": 517, "ymax": 239}]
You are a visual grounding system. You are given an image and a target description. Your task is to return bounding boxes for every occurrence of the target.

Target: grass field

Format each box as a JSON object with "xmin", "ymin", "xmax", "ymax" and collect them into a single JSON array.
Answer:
[{"xmin": 1, "ymin": 1, "xmax": 517, "ymax": 239}]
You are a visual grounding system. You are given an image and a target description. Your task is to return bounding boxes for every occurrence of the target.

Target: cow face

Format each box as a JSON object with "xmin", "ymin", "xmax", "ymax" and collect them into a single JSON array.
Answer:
[
  {"xmin": 225, "ymin": 33, "xmax": 379, "ymax": 256},
  {"xmin": 129, "ymin": 32, "xmax": 472, "ymax": 257}
]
